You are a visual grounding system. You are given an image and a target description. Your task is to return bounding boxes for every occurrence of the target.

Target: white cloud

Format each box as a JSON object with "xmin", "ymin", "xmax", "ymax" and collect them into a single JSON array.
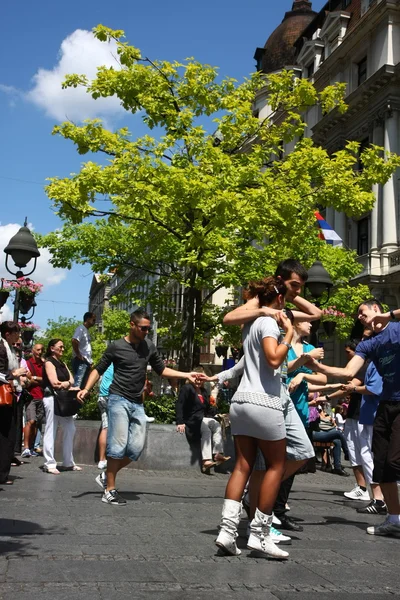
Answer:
[
  {"xmin": 0, "ymin": 223, "xmax": 66, "ymax": 287},
  {"xmin": 26, "ymin": 29, "xmax": 124, "ymax": 122},
  {"xmin": 0, "ymin": 304, "xmax": 13, "ymax": 323}
]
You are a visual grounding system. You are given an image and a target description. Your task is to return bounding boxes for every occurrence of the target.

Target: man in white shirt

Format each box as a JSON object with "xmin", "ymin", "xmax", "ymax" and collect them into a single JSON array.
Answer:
[{"xmin": 72, "ymin": 312, "xmax": 96, "ymax": 388}]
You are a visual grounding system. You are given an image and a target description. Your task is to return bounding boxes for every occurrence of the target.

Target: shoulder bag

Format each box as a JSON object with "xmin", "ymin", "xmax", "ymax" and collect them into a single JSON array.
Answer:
[{"xmin": 53, "ymin": 389, "xmax": 82, "ymax": 417}]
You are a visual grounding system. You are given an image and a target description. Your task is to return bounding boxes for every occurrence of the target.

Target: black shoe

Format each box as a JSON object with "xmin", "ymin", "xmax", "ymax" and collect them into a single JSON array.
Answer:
[
  {"xmin": 332, "ymin": 468, "xmax": 350, "ymax": 477},
  {"xmin": 278, "ymin": 515, "xmax": 303, "ymax": 532},
  {"xmin": 357, "ymin": 500, "xmax": 388, "ymax": 515}
]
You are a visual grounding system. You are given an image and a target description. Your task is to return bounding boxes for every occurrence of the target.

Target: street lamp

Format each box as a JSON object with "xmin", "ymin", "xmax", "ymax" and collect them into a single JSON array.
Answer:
[
  {"xmin": 4, "ymin": 218, "xmax": 40, "ymax": 278},
  {"xmin": 305, "ymin": 260, "xmax": 333, "ymax": 303},
  {"xmin": 3, "ymin": 218, "xmax": 40, "ymax": 321}
]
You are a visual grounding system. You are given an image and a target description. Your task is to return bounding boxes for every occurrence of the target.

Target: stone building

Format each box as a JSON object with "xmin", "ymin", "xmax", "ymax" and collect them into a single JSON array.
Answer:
[{"xmin": 254, "ymin": 0, "xmax": 400, "ymax": 307}]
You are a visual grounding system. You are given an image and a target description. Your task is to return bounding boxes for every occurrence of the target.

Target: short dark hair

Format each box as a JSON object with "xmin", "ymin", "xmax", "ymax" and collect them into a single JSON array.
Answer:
[
  {"xmin": 275, "ymin": 258, "xmax": 308, "ymax": 283},
  {"xmin": 344, "ymin": 340, "xmax": 358, "ymax": 352},
  {"xmin": 357, "ymin": 298, "xmax": 384, "ymax": 313},
  {"xmin": 0, "ymin": 321, "xmax": 20, "ymax": 338},
  {"xmin": 130, "ymin": 309, "xmax": 151, "ymax": 324},
  {"xmin": 83, "ymin": 312, "xmax": 95, "ymax": 322}
]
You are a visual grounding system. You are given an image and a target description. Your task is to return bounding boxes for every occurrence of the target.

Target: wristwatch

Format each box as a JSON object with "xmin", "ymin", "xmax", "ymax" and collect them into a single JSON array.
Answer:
[{"xmin": 33, "ymin": 376, "xmax": 37, "ymax": 381}]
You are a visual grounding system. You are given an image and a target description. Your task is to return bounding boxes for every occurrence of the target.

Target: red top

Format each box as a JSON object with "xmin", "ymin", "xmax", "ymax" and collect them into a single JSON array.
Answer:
[{"xmin": 26, "ymin": 358, "xmax": 44, "ymax": 399}]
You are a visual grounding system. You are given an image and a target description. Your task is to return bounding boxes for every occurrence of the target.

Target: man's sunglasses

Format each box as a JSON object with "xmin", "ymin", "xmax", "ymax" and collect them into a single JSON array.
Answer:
[{"xmin": 137, "ymin": 326, "xmax": 151, "ymax": 332}]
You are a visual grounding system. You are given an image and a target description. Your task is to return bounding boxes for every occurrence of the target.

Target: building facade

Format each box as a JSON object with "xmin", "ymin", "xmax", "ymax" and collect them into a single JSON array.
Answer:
[{"xmin": 254, "ymin": 0, "xmax": 400, "ymax": 307}]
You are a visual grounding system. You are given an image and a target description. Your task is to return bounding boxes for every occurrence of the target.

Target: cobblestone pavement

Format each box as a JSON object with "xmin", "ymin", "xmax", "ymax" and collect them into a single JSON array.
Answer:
[{"xmin": 1, "ymin": 459, "xmax": 399, "ymax": 600}]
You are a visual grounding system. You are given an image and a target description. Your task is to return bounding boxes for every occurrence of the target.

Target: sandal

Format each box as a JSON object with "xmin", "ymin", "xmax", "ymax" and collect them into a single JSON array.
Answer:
[
  {"xmin": 214, "ymin": 454, "xmax": 231, "ymax": 466},
  {"xmin": 11, "ymin": 459, "xmax": 24, "ymax": 467},
  {"xmin": 44, "ymin": 468, "xmax": 60, "ymax": 475},
  {"xmin": 64, "ymin": 465, "xmax": 82, "ymax": 471},
  {"xmin": 201, "ymin": 461, "xmax": 217, "ymax": 473},
  {"xmin": 0, "ymin": 480, "xmax": 13, "ymax": 485}
]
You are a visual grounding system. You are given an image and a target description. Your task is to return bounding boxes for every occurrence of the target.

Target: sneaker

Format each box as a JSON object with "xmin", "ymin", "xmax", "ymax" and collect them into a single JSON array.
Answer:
[
  {"xmin": 270, "ymin": 526, "xmax": 292, "ymax": 545},
  {"xmin": 145, "ymin": 415, "xmax": 155, "ymax": 423},
  {"xmin": 21, "ymin": 449, "xmax": 32, "ymax": 458},
  {"xmin": 95, "ymin": 472, "xmax": 107, "ymax": 490},
  {"xmin": 97, "ymin": 460, "xmax": 107, "ymax": 470},
  {"xmin": 367, "ymin": 518, "xmax": 400, "ymax": 537},
  {"xmin": 344, "ymin": 485, "xmax": 370, "ymax": 501},
  {"xmin": 29, "ymin": 450, "xmax": 39, "ymax": 457},
  {"xmin": 357, "ymin": 500, "xmax": 388, "ymax": 515},
  {"xmin": 272, "ymin": 514, "xmax": 282, "ymax": 526},
  {"xmin": 101, "ymin": 489, "xmax": 127, "ymax": 505}
]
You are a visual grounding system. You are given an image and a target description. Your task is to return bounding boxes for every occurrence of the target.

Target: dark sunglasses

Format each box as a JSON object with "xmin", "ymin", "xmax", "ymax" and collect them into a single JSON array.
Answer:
[{"xmin": 138, "ymin": 326, "xmax": 151, "ymax": 332}]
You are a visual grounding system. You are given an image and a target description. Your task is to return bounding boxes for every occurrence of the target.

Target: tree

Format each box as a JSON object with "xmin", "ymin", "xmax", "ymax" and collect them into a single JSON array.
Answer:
[{"xmin": 38, "ymin": 26, "xmax": 400, "ymax": 368}]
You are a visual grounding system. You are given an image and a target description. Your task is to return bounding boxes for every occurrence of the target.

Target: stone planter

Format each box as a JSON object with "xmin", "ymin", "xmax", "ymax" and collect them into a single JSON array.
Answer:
[
  {"xmin": 21, "ymin": 329, "xmax": 35, "ymax": 345},
  {"xmin": 215, "ymin": 345, "xmax": 229, "ymax": 358},
  {"xmin": 18, "ymin": 291, "xmax": 35, "ymax": 315}
]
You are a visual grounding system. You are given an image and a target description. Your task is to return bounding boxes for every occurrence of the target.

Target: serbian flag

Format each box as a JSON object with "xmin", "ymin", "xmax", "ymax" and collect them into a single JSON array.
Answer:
[{"xmin": 315, "ymin": 211, "xmax": 343, "ymax": 247}]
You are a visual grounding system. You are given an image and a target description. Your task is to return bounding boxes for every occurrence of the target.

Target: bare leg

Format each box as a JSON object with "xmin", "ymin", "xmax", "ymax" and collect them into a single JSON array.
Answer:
[
  {"xmin": 98, "ymin": 428, "xmax": 107, "ymax": 463},
  {"xmin": 380, "ymin": 482, "xmax": 400, "ymax": 514},
  {"xmin": 257, "ymin": 438, "xmax": 286, "ymax": 515},
  {"xmin": 23, "ymin": 420, "xmax": 35, "ymax": 450},
  {"xmin": 371, "ymin": 483, "xmax": 385, "ymax": 502},
  {"xmin": 282, "ymin": 458, "xmax": 307, "ymax": 481},
  {"xmin": 106, "ymin": 457, "xmax": 131, "ymax": 491},
  {"xmin": 225, "ymin": 436, "xmax": 257, "ymax": 501},
  {"xmin": 353, "ymin": 465, "xmax": 366, "ymax": 488}
]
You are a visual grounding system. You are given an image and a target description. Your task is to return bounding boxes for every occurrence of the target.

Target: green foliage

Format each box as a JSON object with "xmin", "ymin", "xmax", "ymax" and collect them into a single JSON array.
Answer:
[
  {"xmin": 144, "ymin": 394, "xmax": 176, "ymax": 424},
  {"xmin": 38, "ymin": 26, "xmax": 400, "ymax": 366},
  {"xmin": 102, "ymin": 307, "xmax": 130, "ymax": 341},
  {"xmin": 77, "ymin": 392, "xmax": 101, "ymax": 420},
  {"xmin": 36, "ymin": 317, "xmax": 80, "ymax": 368},
  {"xmin": 326, "ymin": 284, "xmax": 375, "ymax": 340}
]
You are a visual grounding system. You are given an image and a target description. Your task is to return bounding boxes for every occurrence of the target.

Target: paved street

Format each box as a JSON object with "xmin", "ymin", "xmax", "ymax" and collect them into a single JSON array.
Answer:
[{"xmin": 0, "ymin": 459, "xmax": 399, "ymax": 600}]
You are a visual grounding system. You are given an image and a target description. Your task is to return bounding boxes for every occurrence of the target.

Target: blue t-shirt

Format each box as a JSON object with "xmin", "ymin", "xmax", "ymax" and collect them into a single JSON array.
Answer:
[
  {"xmin": 355, "ymin": 322, "xmax": 400, "ymax": 402},
  {"xmin": 287, "ymin": 342, "xmax": 315, "ymax": 427},
  {"xmin": 99, "ymin": 364, "xmax": 114, "ymax": 397},
  {"xmin": 359, "ymin": 362, "xmax": 382, "ymax": 425}
]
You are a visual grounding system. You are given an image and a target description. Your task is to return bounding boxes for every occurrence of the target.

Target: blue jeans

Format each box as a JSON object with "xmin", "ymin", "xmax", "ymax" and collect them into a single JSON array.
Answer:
[
  {"xmin": 312, "ymin": 429, "xmax": 349, "ymax": 469},
  {"xmin": 72, "ymin": 358, "xmax": 91, "ymax": 389},
  {"xmin": 106, "ymin": 394, "xmax": 147, "ymax": 461}
]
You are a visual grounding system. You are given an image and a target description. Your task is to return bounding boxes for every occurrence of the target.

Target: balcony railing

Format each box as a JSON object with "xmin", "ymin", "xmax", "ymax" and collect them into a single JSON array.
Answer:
[{"xmin": 389, "ymin": 249, "xmax": 400, "ymax": 269}]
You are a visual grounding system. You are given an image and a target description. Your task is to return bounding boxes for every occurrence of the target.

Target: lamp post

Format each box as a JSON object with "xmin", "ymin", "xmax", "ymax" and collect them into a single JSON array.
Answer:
[
  {"xmin": 3, "ymin": 218, "xmax": 40, "ymax": 321},
  {"xmin": 305, "ymin": 260, "xmax": 333, "ymax": 346}
]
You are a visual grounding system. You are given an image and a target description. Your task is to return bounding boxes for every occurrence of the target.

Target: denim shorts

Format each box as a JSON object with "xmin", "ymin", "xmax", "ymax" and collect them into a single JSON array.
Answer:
[
  {"xmin": 106, "ymin": 394, "xmax": 147, "ymax": 461},
  {"xmin": 255, "ymin": 383, "xmax": 314, "ymax": 470},
  {"xmin": 97, "ymin": 396, "xmax": 108, "ymax": 430}
]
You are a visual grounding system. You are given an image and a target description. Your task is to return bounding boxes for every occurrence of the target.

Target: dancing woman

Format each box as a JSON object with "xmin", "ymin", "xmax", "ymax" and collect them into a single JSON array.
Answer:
[{"xmin": 215, "ymin": 276, "xmax": 292, "ymax": 560}]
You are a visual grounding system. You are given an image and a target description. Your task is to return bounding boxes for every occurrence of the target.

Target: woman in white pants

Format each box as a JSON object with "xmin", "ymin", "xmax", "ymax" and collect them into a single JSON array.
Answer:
[{"xmin": 42, "ymin": 338, "xmax": 81, "ymax": 475}]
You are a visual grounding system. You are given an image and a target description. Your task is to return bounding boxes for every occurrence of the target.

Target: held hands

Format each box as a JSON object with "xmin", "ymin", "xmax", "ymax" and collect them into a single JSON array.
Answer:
[
  {"xmin": 288, "ymin": 373, "xmax": 304, "ymax": 393},
  {"xmin": 176, "ymin": 424, "xmax": 186, "ymax": 434},
  {"xmin": 13, "ymin": 367, "xmax": 28, "ymax": 378},
  {"xmin": 187, "ymin": 372, "xmax": 208, "ymax": 385}
]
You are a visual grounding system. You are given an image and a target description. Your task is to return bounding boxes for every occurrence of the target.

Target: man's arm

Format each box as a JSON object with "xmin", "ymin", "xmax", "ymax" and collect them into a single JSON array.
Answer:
[
  {"xmin": 291, "ymin": 295, "xmax": 322, "ymax": 323},
  {"xmin": 71, "ymin": 338, "xmax": 83, "ymax": 361},
  {"xmin": 223, "ymin": 297, "xmax": 281, "ymax": 326},
  {"xmin": 310, "ymin": 354, "xmax": 365, "ymax": 380},
  {"xmin": 371, "ymin": 308, "xmax": 400, "ymax": 330},
  {"xmin": 161, "ymin": 367, "xmax": 202, "ymax": 384}
]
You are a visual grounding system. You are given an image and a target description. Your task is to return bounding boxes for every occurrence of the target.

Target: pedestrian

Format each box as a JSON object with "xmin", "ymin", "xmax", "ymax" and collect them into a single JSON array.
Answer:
[
  {"xmin": 72, "ymin": 312, "xmax": 96, "ymax": 388},
  {"xmin": 96, "ymin": 363, "xmax": 113, "ymax": 471},
  {"xmin": 78, "ymin": 309, "xmax": 203, "ymax": 506},
  {"xmin": 309, "ymin": 298, "xmax": 400, "ymax": 537},
  {"xmin": 22, "ymin": 343, "xmax": 45, "ymax": 458},
  {"xmin": 176, "ymin": 366, "xmax": 230, "ymax": 473},
  {"xmin": 215, "ymin": 276, "xmax": 292, "ymax": 560},
  {"xmin": 42, "ymin": 338, "xmax": 82, "ymax": 474},
  {"xmin": 0, "ymin": 321, "xmax": 28, "ymax": 485}
]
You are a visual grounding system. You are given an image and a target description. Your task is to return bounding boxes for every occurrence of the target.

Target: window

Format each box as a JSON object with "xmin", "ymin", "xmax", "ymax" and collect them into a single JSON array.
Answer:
[
  {"xmin": 307, "ymin": 61, "xmax": 315, "ymax": 79},
  {"xmin": 358, "ymin": 57, "xmax": 367, "ymax": 86},
  {"xmin": 357, "ymin": 217, "xmax": 369, "ymax": 256}
]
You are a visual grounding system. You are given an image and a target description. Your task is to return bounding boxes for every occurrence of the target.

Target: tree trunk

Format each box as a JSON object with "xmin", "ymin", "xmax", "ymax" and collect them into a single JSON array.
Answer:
[
  {"xmin": 192, "ymin": 288, "xmax": 203, "ymax": 368},
  {"xmin": 178, "ymin": 270, "xmax": 197, "ymax": 372}
]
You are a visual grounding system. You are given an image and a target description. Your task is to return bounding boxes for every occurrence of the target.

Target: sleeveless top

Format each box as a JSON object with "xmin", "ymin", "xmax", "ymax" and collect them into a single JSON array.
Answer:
[{"xmin": 43, "ymin": 356, "xmax": 70, "ymax": 393}]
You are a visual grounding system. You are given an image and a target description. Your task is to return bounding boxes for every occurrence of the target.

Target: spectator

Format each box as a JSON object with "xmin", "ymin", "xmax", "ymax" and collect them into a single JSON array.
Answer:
[
  {"xmin": 176, "ymin": 367, "xmax": 230, "ymax": 473},
  {"xmin": 96, "ymin": 363, "xmax": 114, "ymax": 471},
  {"xmin": 72, "ymin": 312, "xmax": 96, "ymax": 389},
  {"xmin": 42, "ymin": 338, "xmax": 81, "ymax": 475},
  {"xmin": 312, "ymin": 401, "xmax": 350, "ymax": 476},
  {"xmin": 22, "ymin": 344, "xmax": 45, "ymax": 458},
  {"xmin": 0, "ymin": 321, "xmax": 27, "ymax": 485}
]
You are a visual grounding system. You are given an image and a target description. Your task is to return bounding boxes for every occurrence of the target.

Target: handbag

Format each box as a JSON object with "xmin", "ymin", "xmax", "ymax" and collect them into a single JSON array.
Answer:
[
  {"xmin": 20, "ymin": 388, "xmax": 33, "ymax": 405},
  {"xmin": 0, "ymin": 381, "xmax": 14, "ymax": 406},
  {"xmin": 53, "ymin": 389, "xmax": 82, "ymax": 417}
]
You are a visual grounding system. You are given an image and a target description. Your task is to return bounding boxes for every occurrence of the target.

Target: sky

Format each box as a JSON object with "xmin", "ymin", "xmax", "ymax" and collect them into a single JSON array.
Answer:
[{"xmin": 0, "ymin": 0, "xmax": 326, "ymax": 329}]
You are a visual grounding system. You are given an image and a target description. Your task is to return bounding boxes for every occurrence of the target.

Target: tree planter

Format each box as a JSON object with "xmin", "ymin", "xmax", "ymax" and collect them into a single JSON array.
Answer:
[
  {"xmin": 215, "ymin": 345, "xmax": 229, "ymax": 358},
  {"xmin": 21, "ymin": 329, "xmax": 35, "ymax": 345},
  {"xmin": 0, "ymin": 291, "xmax": 10, "ymax": 308},
  {"xmin": 323, "ymin": 321, "xmax": 336, "ymax": 337},
  {"xmin": 18, "ymin": 291, "xmax": 35, "ymax": 315}
]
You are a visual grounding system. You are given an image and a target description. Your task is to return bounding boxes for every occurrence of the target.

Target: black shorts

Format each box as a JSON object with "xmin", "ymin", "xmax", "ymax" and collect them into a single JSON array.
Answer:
[{"xmin": 372, "ymin": 401, "xmax": 400, "ymax": 483}]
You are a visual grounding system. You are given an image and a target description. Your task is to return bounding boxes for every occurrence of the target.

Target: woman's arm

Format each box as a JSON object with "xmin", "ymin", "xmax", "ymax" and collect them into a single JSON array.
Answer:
[
  {"xmin": 44, "ymin": 362, "xmax": 70, "ymax": 390},
  {"xmin": 262, "ymin": 314, "xmax": 293, "ymax": 369},
  {"xmin": 223, "ymin": 297, "xmax": 281, "ymax": 326}
]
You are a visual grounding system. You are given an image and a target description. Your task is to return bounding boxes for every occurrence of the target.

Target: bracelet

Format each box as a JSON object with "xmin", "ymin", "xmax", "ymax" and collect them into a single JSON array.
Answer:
[
  {"xmin": 390, "ymin": 310, "xmax": 397, "ymax": 321},
  {"xmin": 280, "ymin": 341, "xmax": 291, "ymax": 349}
]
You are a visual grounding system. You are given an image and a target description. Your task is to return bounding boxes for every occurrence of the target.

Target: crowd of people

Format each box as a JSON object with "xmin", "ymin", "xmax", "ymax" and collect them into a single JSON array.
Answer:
[{"xmin": 1, "ymin": 258, "xmax": 399, "ymax": 559}]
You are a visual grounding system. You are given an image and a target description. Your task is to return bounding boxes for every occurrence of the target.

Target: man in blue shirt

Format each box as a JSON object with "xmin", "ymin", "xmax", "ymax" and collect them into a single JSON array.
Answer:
[{"xmin": 310, "ymin": 298, "xmax": 400, "ymax": 537}]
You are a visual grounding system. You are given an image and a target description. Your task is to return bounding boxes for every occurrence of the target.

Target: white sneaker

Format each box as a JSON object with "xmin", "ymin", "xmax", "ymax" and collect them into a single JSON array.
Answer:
[
  {"xmin": 367, "ymin": 518, "xmax": 400, "ymax": 537},
  {"xmin": 21, "ymin": 449, "xmax": 32, "ymax": 458},
  {"xmin": 270, "ymin": 526, "xmax": 291, "ymax": 545},
  {"xmin": 97, "ymin": 460, "xmax": 107, "ymax": 470},
  {"xmin": 344, "ymin": 485, "xmax": 370, "ymax": 501},
  {"xmin": 247, "ymin": 531, "xmax": 289, "ymax": 559},
  {"xmin": 272, "ymin": 514, "xmax": 282, "ymax": 526},
  {"xmin": 145, "ymin": 415, "xmax": 155, "ymax": 423},
  {"xmin": 95, "ymin": 472, "xmax": 107, "ymax": 490}
]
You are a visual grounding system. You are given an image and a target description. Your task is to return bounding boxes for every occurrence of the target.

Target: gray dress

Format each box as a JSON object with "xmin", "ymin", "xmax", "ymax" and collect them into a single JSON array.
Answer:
[{"xmin": 229, "ymin": 317, "xmax": 285, "ymax": 440}]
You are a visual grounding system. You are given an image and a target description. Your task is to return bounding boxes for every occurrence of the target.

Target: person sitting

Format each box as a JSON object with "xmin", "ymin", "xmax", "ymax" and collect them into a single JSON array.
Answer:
[
  {"xmin": 311, "ymin": 399, "xmax": 350, "ymax": 476},
  {"xmin": 176, "ymin": 367, "xmax": 230, "ymax": 472}
]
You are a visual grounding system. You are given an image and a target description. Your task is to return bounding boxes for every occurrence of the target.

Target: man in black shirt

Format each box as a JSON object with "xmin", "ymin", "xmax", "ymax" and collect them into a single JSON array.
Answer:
[{"xmin": 78, "ymin": 310, "xmax": 201, "ymax": 505}]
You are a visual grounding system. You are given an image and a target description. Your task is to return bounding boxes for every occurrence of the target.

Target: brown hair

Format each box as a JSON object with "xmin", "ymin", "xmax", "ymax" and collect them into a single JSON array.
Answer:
[{"xmin": 243, "ymin": 276, "xmax": 287, "ymax": 306}]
